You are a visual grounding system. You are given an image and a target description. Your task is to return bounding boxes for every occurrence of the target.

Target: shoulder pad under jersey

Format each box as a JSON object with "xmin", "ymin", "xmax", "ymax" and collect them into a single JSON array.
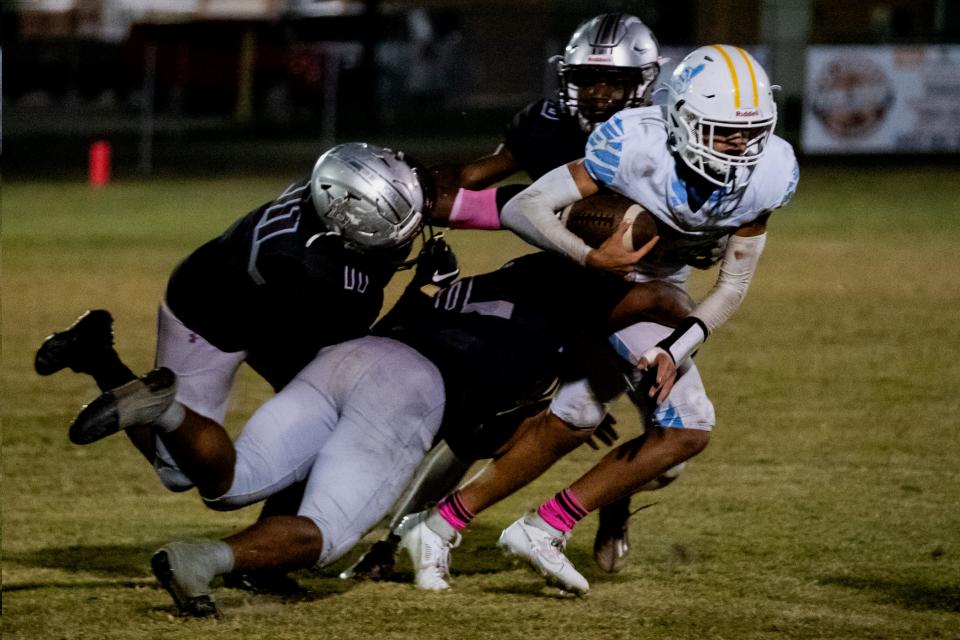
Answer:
[
  {"xmin": 752, "ymin": 135, "xmax": 800, "ymax": 212},
  {"xmin": 584, "ymin": 107, "xmax": 668, "ymax": 188}
]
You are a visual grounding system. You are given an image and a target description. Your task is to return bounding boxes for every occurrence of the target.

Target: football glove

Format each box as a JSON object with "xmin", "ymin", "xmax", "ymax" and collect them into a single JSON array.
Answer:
[{"xmin": 413, "ymin": 234, "xmax": 460, "ymax": 287}]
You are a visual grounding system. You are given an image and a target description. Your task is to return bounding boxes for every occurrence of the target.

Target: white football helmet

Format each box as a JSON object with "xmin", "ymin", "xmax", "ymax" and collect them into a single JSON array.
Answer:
[
  {"xmin": 558, "ymin": 13, "xmax": 661, "ymax": 132},
  {"xmin": 666, "ymin": 45, "xmax": 778, "ymax": 186},
  {"xmin": 310, "ymin": 142, "xmax": 430, "ymax": 254}
]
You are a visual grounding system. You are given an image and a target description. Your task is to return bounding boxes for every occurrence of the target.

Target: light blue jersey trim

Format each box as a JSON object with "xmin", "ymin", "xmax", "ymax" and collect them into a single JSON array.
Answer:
[
  {"xmin": 585, "ymin": 159, "xmax": 616, "ymax": 185},
  {"xmin": 654, "ymin": 403, "xmax": 685, "ymax": 428},
  {"xmin": 584, "ymin": 114, "xmax": 626, "ymax": 187}
]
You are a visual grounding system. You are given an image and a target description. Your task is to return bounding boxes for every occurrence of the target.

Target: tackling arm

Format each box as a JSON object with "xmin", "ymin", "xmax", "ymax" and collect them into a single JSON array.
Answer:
[{"xmin": 430, "ymin": 146, "xmax": 519, "ymax": 227}]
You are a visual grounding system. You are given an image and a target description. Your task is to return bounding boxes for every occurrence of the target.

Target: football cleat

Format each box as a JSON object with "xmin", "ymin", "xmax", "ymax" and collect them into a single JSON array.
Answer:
[
  {"xmin": 396, "ymin": 511, "xmax": 461, "ymax": 591},
  {"xmin": 68, "ymin": 367, "xmax": 177, "ymax": 444},
  {"xmin": 339, "ymin": 537, "xmax": 399, "ymax": 581},
  {"xmin": 498, "ymin": 514, "xmax": 589, "ymax": 595},
  {"xmin": 151, "ymin": 543, "xmax": 220, "ymax": 618},
  {"xmin": 222, "ymin": 570, "xmax": 306, "ymax": 596},
  {"xmin": 34, "ymin": 309, "xmax": 115, "ymax": 376},
  {"xmin": 593, "ymin": 497, "xmax": 632, "ymax": 573}
]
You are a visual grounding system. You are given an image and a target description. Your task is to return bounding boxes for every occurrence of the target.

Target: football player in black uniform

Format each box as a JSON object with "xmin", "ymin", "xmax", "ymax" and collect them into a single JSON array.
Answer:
[
  {"xmin": 429, "ymin": 12, "xmax": 661, "ymax": 232},
  {"xmin": 34, "ymin": 142, "xmax": 453, "ymax": 591},
  {"xmin": 65, "ymin": 241, "xmax": 678, "ymax": 617},
  {"xmin": 343, "ymin": 12, "xmax": 666, "ymax": 581},
  {"xmin": 37, "ymin": 142, "xmax": 438, "ymax": 488}
]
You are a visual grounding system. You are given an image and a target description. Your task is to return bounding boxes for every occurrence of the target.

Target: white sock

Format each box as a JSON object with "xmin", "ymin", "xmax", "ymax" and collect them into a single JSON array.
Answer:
[
  {"xmin": 425, "ymin": 509, "xmax": 457, "ymax": 541},
  {"xmin": 525, "ymin": 511, "xmax": 565, "ymax": 538},
  {"xmin": 161, "ymin": 539, "xmax": 235, "ymax": 597}
]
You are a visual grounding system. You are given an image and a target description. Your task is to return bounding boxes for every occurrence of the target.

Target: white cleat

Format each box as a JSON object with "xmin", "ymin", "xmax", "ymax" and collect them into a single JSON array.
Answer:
[
  {"xmin": 497, "ymin": 514, "xmax": 589, "ymax": 595},
  {"xmin": 396, "ymin": 511, "xmax": 461, "ymax": 591}
]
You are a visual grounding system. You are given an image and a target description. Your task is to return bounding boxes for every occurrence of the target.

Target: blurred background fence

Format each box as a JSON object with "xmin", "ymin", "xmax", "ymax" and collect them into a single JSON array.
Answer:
[{"xmin": 3, "ymin": 0, "xmax": 960, "ymax": 178}]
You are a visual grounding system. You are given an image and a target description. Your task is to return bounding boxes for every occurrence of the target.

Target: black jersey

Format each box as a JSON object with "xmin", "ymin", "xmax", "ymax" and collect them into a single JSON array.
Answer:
[
  {"xmin": 378, "ymin": 252, "xmax": 633, "ymax": 455},
  {"xmin": 503, "ymin": 98, "xmax": 588, "ymax": 180},
  {"xmin": 165, "ymin": 180, "xmax": 396, "ymax": 390}
]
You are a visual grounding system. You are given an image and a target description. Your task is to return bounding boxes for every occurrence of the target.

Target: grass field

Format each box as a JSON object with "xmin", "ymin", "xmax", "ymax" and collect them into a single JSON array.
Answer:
[{"xmin": 3, "ymin": 165, "xmax": 960, "ymax": 639}]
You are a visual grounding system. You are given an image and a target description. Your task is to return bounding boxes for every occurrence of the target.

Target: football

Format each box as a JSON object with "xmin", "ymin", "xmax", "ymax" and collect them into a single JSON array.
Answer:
[{"xmin": 559, "ymin": 189, "xmax": 659, "ymax": 251}]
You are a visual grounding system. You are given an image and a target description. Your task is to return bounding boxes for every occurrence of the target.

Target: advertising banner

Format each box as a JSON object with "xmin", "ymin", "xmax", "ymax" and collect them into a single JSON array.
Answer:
[{"xmin": 802, "ymin": 45, "xmax": 960, "ymax": 153}]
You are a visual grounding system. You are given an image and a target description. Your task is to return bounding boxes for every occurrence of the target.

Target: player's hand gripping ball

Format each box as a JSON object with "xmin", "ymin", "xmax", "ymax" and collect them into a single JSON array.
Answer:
[{"xmin": 560, "ymin": 189, "xmax": 659, "ymax": 251}]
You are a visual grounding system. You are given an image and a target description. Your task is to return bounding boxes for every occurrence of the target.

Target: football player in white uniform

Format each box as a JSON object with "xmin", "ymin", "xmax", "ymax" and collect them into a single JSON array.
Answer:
[
  {"xmin": 398, "ymin": 45, "xmax": 799, "ymax": 594},
  {"xmin": 345, "ymin": 12, "xmax": 670, "ymax": 582}
]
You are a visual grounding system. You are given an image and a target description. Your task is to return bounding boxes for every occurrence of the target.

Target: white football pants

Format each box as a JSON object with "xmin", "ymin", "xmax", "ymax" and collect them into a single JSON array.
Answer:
[
  {"xmin": 550, "ymin": 321, "xmax": 716, "ymax": 432},
  {"xmin": 204, "ymin": 336, "xmax": 446, "ymax": 565}
]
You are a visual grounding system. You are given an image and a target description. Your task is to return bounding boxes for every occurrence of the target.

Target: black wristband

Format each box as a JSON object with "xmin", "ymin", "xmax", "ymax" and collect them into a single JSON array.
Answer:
[{"xmin": 656, "ymin": 316, "xmax": 709, "ymax": 363}]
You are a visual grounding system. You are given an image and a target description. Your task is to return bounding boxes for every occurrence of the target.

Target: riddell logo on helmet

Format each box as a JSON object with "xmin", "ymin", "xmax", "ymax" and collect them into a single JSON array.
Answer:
[
  {"xmin": 736, "ymin": 109, "xmax": 760, "ymax": 117},
  {"xmin": 586, "ymin": 55, "xmax": 613, "ymax": 63}
]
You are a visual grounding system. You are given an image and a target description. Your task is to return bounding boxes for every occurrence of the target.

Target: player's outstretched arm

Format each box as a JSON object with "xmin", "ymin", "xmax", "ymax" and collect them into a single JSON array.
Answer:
[{"xmin": 430, "ymin": 147, "xmax": 518, "ymax": 227}]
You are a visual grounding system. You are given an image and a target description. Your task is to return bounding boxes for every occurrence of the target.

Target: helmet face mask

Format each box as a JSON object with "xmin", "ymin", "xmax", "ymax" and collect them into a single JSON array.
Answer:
[
  {"xmin": 310, "ymin": 143, "xmax": 428, "ymax": 255},
  {"xmin": 562, "ymin": 64, "xmax": 660, "ymax": 127},
  {"xmin": 557, "ymin": 13, "xmax": 661, "ymax": 132},
  {"xmin": 667, "ymin": 45, "xmax": 777, "ymax": 187},
  {"xmin": 673, "ymin": 111, "xmax": 775, "ymax": 185}
]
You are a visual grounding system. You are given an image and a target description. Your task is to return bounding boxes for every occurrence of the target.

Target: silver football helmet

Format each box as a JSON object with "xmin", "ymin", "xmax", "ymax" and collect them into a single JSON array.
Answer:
[
  {"xmin": 557, "ymin": 13, "xmax": 662, "ymax": 132},
  {"xmin": 310, "ymin": 142, "xmax": 430, "ymax": 254}
]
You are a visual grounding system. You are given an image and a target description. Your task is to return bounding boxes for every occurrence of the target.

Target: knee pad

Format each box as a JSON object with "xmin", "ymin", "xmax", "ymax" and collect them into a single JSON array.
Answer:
[{"xmin": 549, "ymin": 378, "xmax": 609, "ymax": 431}]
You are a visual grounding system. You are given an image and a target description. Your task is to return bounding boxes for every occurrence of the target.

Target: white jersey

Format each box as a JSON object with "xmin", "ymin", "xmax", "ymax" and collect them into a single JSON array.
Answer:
[{"xmin": 584, "ymin": 106, "xmax": 799, "ymax": 283}]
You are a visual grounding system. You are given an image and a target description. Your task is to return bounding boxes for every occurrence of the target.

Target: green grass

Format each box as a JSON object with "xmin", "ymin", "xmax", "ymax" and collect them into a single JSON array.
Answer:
[{"xmin": 3, "ymin": 167, "xmax": 960, "ymax": 639}]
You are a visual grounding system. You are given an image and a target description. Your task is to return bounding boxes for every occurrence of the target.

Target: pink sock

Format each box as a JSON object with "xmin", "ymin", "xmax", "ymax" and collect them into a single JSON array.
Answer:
[
  {"xmin": 436, "ymin": 490, "xmax": 475, "ymax": 531},
  {"xmin": 536, "ymin": 489, "xmax": 589, "ymax": 533}
]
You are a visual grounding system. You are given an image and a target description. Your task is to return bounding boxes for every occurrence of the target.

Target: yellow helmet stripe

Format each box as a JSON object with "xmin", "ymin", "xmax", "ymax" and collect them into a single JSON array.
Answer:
[
  {"xmin": 735, "ymin": 47, "xmax": 759, "ymax": 107},
  {"xmin": 710, "ymin": 45, "xmax": 740, "ymax": 108}
]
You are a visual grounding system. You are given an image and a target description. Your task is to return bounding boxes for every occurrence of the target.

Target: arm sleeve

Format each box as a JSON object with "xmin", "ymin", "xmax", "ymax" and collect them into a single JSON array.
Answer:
[
  {"xmin": 500, "ymin": 164, "xmax": 594, "ymax": 265},
  {"xmin": 632, "ymin": 233, "xmax": 766, "ymax": 367},
  {"xmin": 692, "ymin": 232, "xmax": 766, "ymax": 333}
]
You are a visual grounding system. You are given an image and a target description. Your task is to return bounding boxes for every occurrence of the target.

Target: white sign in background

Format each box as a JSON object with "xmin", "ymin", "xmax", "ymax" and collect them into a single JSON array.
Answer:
[{"xmin": 802, "ymin": 45, "xmax": 960, "ymax": 154}]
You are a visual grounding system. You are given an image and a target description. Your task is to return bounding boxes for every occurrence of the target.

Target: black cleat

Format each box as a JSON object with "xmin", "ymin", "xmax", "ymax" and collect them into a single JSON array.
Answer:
[
  {"xmin": 222, "ymin": 570, "xmax": 306, "ymax": 596},
  {"xmin": 339, "ymin": 537, "xmax": 399, "ymax": 581},
  {"xmin": 35, "ymin": 309, "xmax": 115, "ymax": 376},
  {"xmin": 151, "ymin": 548, "xmax": 220, "ymax": 619},
  {"xmin": 69, "ymin": 367, "xmax": 176, "ymax": 445},
  {"xmin": 593, "ymin": 497, "xmax": 632, "ymax": 573}
]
